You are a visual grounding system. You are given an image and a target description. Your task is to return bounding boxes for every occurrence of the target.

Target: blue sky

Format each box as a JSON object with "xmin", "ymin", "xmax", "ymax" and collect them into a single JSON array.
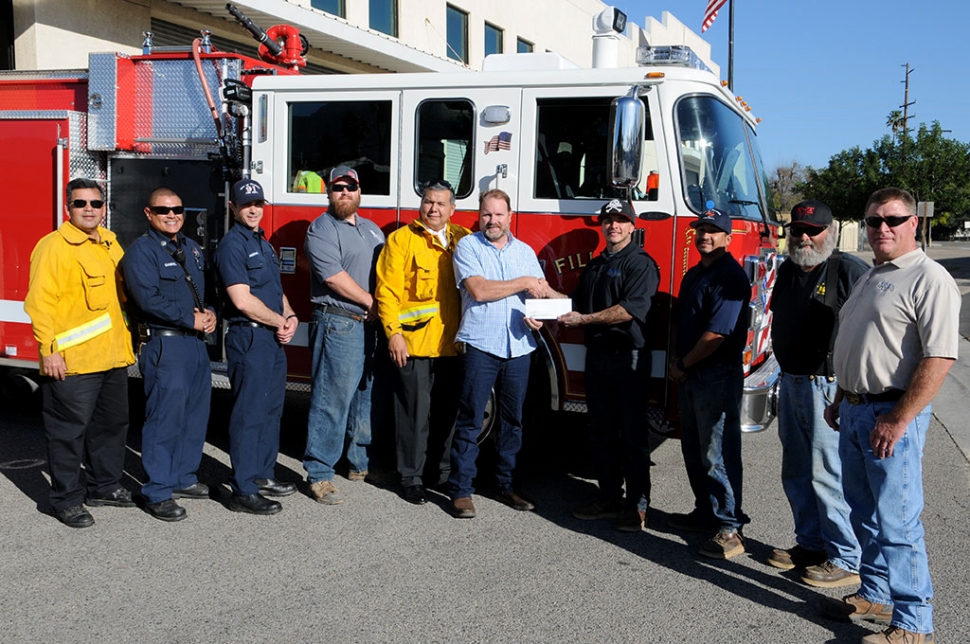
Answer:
[{"xmin": 617, "ymin": 0, "xmax": 970, "ymax": 172}]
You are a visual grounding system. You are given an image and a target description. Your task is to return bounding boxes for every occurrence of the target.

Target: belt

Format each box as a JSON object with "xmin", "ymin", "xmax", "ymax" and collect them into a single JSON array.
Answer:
[
  {"xmin": 228, "ymin": 321, "xmax": 276, "ymax": 331},
  {"xmin": 314, "ymin": 304, "xmax": 363, "ymax": 322},
  {"xmin": 844, "ymin": 389, "xmax": 905, "ymax": 405},
  {"xmin": 148, "ymin": 327, "xmax": 200, "ymax": 339}
]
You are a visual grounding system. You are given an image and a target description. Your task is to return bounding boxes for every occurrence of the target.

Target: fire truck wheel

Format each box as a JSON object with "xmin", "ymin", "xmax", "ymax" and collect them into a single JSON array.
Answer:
[{"xmin": 476, "ymin": 389, "xmax": 497, "ymax": 445}]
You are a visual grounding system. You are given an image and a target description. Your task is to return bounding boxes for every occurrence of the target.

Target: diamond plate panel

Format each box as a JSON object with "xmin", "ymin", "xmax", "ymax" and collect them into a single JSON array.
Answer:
[
  {"xmin": 69, "ymin": 111, "xmax": 105, "ymax": 181},
  {"xmin": 145, "ymin": 58, "xmax": 240, "ymax": 145},
  {"xmin": 87, "ymin": 53, "xmax": 120, "ymax": 150}
]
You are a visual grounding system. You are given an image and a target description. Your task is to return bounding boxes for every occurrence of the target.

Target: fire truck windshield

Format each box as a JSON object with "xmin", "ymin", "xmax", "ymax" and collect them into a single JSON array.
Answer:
[{"xmin": 676, "ymin": 95, "xmax": 766, "ymax": 221}]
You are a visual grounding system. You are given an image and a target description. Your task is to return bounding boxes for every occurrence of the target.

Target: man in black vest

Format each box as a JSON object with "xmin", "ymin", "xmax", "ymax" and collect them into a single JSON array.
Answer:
[{"xmin": 767, "ymin": 200, "xmax": 868, "ymax": 587}]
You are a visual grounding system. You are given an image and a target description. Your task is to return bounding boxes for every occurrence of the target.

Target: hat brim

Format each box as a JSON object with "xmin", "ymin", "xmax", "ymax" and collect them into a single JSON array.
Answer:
[{"xmin": 784, "ymin": 221, "xmax": 827, "ymax": 228}]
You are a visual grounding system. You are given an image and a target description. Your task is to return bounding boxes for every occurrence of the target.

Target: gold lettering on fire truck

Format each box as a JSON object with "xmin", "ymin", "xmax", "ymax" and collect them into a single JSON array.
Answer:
[{"xmin": 553, "ymin": 251, "xmax": 594, "ymax": 275}]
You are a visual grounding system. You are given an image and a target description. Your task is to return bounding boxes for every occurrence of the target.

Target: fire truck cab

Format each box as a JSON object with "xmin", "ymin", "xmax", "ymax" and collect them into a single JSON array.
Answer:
[{"xmin": 0, "ymin": 28, "xmax": 780, "ymax": 432}]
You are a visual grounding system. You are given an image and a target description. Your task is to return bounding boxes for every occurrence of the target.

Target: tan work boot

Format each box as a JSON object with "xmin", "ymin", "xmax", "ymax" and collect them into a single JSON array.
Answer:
[
  {"xmin": 818, "ymin": 593, "xmax": 893, "ymax": 624},
  {"xmin": 309, "ymin": 480, "xmax": 344, "ymax": 505},
  {"xmin": 452, "ymin": 496, "xmax": 476, "ymax": 519},
  {"xmin": 802, "ymin": 560, "xmax": 862, "ymax": 588},
  {"xmin": 861, "ymin": 626, "xmax": 934, "ymax": 644}
]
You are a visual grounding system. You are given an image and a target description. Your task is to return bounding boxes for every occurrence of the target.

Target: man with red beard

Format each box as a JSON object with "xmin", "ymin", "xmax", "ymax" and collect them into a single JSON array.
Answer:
[
  {"xmin": 304, "ymin": 166, "xmax": 385, "ymax": 505},
  {"xmin": 767, "ymin": 200, "xmax": 868, "ymax": 588}
]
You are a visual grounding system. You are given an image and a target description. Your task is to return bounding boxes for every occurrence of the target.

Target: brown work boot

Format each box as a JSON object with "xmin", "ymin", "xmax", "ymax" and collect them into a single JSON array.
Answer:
[
  {"xmin": 699, "ymin": 531, "xmax": 745, "ymax": 559},
  {"xmin": 818, "ymin": 593, "xmax": 893, "ymax": 624},
  {"xmin": 452, "ymin": 496, "xmax": 476, "ymax": 519},
  {"xmin": 346, "ymin": 470, "xmax": 368, "ymax": 482},
  {"xmin": 616, "ymin": 509, "xmax": 646, "ymax": 533},
  {"xmin": 766, "ymin": 545, "xmax": 827, "ymax": 570},
  {"xmin": 861, "ymin": 626, "xmax": 934, "ymax": 644},
  {"xmin": 802, "ymin": 560, "xmax": 861, "ymax": 588}
]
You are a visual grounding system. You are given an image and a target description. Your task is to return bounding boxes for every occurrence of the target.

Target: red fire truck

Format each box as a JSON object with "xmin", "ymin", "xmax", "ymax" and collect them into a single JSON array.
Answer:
[{"xmin": 0, "ymin": 10, "xmax": 780, "ymax": 432}]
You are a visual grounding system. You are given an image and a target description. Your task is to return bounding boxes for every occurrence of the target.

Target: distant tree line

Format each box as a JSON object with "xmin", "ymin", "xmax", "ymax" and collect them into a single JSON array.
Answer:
[{"xmin": 769, "ymin": 119, "xmax": 970, "ymax": 238}]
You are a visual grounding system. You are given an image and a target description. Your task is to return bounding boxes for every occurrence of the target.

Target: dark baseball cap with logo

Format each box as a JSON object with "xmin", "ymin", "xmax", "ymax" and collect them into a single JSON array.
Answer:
[
  {"xmin": 788, "ymin": 199, "xmax": 833, "ymax": 229},
  {"xmin": 690, "ymin": 208, "xmax": 733, "ymax": 234},
  {"xmin": 231, "ymin": 178, "xmax": 265, "ymax": 205},
  {"xmin": 598, "ymin": 199, "xmax": 637, "ymax": 224}
]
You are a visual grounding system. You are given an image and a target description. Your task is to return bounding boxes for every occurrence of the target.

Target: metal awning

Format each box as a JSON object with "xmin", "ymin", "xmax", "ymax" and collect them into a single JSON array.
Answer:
[{"xmin": 173, "ymin": 0, "xmax": 469, "ymax": 73}]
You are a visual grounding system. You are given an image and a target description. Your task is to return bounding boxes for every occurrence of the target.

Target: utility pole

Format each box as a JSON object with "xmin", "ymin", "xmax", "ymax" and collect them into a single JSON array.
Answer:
[{"xmin": 900, "ymin": 63, "xmax": 916, "ymax": 138}]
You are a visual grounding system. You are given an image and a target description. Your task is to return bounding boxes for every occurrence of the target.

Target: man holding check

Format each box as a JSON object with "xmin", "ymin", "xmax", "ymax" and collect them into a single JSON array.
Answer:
[{"xmin": 558, "ymin": 199, "xmax": 659, "ymax": 532}]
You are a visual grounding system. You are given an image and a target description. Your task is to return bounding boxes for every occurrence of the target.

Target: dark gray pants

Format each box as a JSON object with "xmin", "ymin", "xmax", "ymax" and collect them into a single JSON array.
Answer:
[
  {"xmin": 41, "ymin": 367, "xmax": 129, "ymax": 512},
  {"xmin": 394, "ymin": 356, "xmax": 459, "ymax": 488}
]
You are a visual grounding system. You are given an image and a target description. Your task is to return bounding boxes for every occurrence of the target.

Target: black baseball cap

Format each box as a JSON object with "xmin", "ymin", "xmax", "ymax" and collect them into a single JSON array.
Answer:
[
  {"xmin": 788, "ymin": 200, "xmax": 833, "ymax": 229},
  {"xmin": 598, "ymin": 199, "xmax": 637, "ymax": 224},
  {"xmin": 690, "ymin": 208, "xmax": 732, "ymax": 234}
]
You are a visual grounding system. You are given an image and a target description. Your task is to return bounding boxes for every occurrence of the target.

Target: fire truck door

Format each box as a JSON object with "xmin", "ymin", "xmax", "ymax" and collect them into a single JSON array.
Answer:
[
  {"xmin": 399, "ymin": 88, "xmax": 521, "ymax": 216},
  {"xmin": 0, "ymin": 117, "xmax": 69, "ymax": 365}
]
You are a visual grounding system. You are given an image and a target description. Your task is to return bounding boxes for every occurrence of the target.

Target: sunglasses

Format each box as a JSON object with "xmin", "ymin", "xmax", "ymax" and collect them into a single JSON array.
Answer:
[
  {"xmin": 71, "ymin": 199, "xmax": 105, "ymax": 209},
  {"xmin": 421, "ymin": 178, "xmax": 455, "ymax": 192},
  {"xmin": 864, "ymin": 215, "xmax": 913, "ymax": 228},
  {"xmin": 789, "ymin": 224, "xmax": 824, "ymax": 238},
  {"xmin": 330, "ymin": 183, "xmax": 359, "ymax": 193},
  {"xmin": 149, "ymin": 205, "xmax": 185, "ymax": 215}
]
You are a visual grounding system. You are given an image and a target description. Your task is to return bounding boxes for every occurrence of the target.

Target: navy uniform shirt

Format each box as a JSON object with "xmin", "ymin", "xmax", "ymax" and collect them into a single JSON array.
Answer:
[
  {"xmin": 675, "ymin": 251, "xmax": 750, "ymax": 367},
  {"xmin": 573, "ymin": 242, "xmax": 660, "ymax": 351},
  {"xmin": 122, "ymin": 227, "xmax": 207, "ymax": 330},
  {"xmin": 215, "ymin": 223, "xmax": 283, "ymax": 322}
]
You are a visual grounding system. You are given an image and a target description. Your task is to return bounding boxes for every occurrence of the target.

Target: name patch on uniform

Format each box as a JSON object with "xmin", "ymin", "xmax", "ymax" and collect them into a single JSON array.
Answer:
[
  {"xmin": 248, "ymin": 251, "xmax": 260, "ymax": 258},
  {"xmin": 163, "ymin": 262, "xmax": 178, "ymax": 267}
]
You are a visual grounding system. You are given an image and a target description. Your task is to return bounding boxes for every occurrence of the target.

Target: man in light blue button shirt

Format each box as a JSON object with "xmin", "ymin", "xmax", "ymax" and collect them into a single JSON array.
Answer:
[{"xmin": 448, "ymin": 189, "xmax": 548, "ymax": 518}]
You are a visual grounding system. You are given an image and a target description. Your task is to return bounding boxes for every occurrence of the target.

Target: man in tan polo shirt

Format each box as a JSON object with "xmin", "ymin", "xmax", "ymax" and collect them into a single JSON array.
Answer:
[{"xmin": 819, "ymin": 187, "xmax": 960, "ymax": 644}]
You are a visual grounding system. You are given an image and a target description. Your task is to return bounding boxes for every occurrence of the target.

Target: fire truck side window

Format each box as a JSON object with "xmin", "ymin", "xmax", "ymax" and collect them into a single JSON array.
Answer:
[
  {"xmin": 676, "ymin": 95, "xmax": 763, "ymax": 221},
  {"xmin": 287, "ymin": 100, "xmax": 393, "ymax": 195},
  {"xmin": 534, "ymin": 96, "xmax": 655, "ymax": 201},
  {"xmin": 414, "ymin": 99, "xmax": 474, "ymax": 198}
]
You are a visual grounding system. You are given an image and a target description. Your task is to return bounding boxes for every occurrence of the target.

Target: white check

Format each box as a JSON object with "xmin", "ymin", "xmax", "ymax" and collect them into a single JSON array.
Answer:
[{"xmin": 525, "ymin": 298, "xmax": 572, "ymax": 320}]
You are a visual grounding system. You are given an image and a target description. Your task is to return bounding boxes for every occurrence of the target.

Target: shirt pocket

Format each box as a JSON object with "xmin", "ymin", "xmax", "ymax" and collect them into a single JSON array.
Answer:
[
  {"xmin": 78, "ymin": 258, "xmax": 111, "ymax": 311},
  {"xmin": 245, "ymin": 254, "xmax": 267, "ymax": 288},
  {"xmin": 159, "ymin": 264, "xmax": 183, "ymax": 300},
  {"xmin": 412, "ymin": 254, "xmax": 437, "ymax": 301}
]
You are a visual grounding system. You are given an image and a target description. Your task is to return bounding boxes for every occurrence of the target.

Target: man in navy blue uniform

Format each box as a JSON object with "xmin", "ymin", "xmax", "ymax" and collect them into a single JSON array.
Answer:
[
  {"xmin": 122, "ymin": 188, "xmax": 217, "ymax": 521},
  {"xmin": 215, "ymin": 178, "xmax": 299, "ymax": 515},
  {"xmin": 561, "ymin": 199, "xmax": 659, "ymax": 533},
  {"xmin": 667, "ymin": 208, "xmax": 751, "ymax": 559}
]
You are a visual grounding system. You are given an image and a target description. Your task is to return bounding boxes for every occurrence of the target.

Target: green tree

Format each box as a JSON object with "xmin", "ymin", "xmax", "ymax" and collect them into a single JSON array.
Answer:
[
  {"xmin": 886, "ymin": 110, "xmax": 904, "ymax": 141},
  {"xmin": 799, "ymin": 121, "xmax": 970, "ymax": 236}
]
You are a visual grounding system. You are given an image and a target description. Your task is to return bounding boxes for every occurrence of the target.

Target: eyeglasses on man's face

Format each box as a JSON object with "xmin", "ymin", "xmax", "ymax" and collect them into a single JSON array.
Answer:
[
  {"xmin": 864, "ymin": 215, "xmax": 913, "ymax": 228},
  {"xmin": 71, "ymin": 199, "xmax": 105, "ymax": 209},
  {"xmin": 330, "ymin": 183, "xmax": 359, "ymax": 193}
]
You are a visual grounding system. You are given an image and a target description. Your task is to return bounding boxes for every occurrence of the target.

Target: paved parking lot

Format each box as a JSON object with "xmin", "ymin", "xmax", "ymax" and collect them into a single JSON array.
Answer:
[{"xmin": 2, "ymin": 242, "xmax": 968, "ymax": 643}]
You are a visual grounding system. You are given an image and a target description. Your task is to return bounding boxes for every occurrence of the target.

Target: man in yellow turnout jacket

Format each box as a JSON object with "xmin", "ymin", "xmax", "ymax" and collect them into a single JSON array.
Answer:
[
  {"xmin": 376, "ymin": 180, "xmax": 469, "ymax": 505},
  {"xmin": 24, "ymin": 178, "xmax": 136, "ymax": 528}
]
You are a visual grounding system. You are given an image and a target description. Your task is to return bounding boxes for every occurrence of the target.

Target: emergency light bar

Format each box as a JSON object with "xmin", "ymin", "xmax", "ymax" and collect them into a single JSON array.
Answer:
[{"xmin": 636, "ymin": 46, "xmax": 712, "ymax": 73}]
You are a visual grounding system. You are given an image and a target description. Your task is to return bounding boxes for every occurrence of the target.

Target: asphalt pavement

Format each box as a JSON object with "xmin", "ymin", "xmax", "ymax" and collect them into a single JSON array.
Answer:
[{"xmin": 1, "ymin": 243, "xmax": 968, "ymax": 644}]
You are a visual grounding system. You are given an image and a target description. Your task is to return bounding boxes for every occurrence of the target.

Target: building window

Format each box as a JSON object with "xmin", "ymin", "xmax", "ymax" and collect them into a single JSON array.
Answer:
[
  {"xmin": 369, "ymin": 0, "xmax": 398, "ymax": 37},
  {"xmin": 446, "ymin": 5, "xmax": 468, "ymax": 64},
  {"xmin": 287, "ymin": 100, "xmax": 393, "ymax": 195},
  {"xmin": 516, "ymin": 38, "xmax": 533, "ymax": 54},
  {"xmin": 415, "ymin": 99, "xmax": 474, "ymax": 198},
  {"xmin": 484, "ymin": 23, "xmax": 503, "ymax": 57},
  {"xmin": 311, "ymin": 0, "xmax": 345, "ymax": 18}
]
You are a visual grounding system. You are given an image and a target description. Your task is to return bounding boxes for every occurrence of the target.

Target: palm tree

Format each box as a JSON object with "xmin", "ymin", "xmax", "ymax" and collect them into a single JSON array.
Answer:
[{"xmin": 886, "ymin": 110, "xmax": 904, "ymax": 141}]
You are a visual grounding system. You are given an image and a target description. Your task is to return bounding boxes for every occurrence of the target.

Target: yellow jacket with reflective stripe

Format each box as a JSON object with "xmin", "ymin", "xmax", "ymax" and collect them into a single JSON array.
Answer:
[
  {"xmin": 24, "ymin": 222, "xmax": 135, "ymax": 375},
  {"xmin": 376, "ymin": 219, "xmax": 470, "ymax": 358}
]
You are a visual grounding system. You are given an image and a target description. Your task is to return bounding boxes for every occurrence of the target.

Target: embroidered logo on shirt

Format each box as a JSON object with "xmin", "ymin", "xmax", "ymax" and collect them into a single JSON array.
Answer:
[{"xmin": 876, "ymin": 280, "xmax": 894, "ymax": 293}]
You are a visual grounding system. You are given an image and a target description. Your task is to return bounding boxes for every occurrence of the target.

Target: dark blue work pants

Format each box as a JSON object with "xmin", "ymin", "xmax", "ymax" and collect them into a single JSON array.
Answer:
[{"xmin": 138, "ymin": 334, "xmax": 211, "ymax": 503}]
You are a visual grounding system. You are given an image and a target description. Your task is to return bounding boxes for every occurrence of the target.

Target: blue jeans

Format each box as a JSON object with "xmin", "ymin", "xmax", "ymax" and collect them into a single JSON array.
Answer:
[
  {"xmin": 678, "ymin": 362, "xmax": 746, "ymax": 532},
  {"xmin": 839, "ymin": 399, "xmax": 933, "ymax": 634},
  {"xmin": 304, "ymin": 309, "xmax": 374, "ymax": 483},
  {"xmin": 448, "ymin": 346, "xmax": 530, "ymax": 498},
  {"xmin": 777, "ymin": 374, "xmax": 860, "ymax": 571},
  {"xmin": 585, "ymin": 348, "xmax": 651, "ymax": 512}
]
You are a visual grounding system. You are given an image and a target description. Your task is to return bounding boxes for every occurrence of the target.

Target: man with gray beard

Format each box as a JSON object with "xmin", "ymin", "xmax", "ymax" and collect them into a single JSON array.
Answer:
[{"xmin": 766, "ymin": 200, "xmax": 870, "ymax": 589}]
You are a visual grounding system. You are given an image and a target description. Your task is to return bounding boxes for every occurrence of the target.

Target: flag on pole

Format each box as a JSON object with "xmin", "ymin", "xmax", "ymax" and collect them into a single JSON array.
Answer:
[{"xmin": 702, "ymin": 0, "xmax": 728, "ymax": 32}]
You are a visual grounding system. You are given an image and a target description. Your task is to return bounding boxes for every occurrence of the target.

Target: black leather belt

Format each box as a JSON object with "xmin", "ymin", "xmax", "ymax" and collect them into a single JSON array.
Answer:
[
  {"xmin": 228, "ymin": 321, "xmax": 275, "ymax": 331},
  {"xmin": 149, "ymin": 327, "xmax": 200, "ymax": 338},
  {"xmin": 844, "ymin": 390, "xmax": 905, "ymax": 405},
  {"xmin": 314, "ymin": 304, "xmax": 363, "ymax": 322}
]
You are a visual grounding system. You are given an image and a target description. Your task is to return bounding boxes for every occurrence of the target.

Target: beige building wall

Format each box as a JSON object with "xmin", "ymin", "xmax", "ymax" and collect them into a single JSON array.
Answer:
[{"xmin": 11, "ymin": 0, "xmax": 719, "ymax": 76}]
